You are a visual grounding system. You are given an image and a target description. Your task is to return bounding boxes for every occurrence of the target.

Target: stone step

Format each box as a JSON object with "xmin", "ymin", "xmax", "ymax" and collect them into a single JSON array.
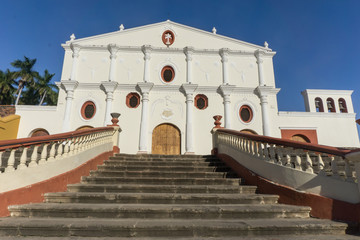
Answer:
[
  {"xmin": 104, "ymin": 159, "xmax": 226, "ymax": 167},
  {"xmin": 0, "ymin": 218, "xmax": 347, "ymax": 237},
  {"xmin": 67, "ymin": 183, "xmax": 257, "ymax": 194},
  {"xmin": 113, "ymin": 154, "xmax": 218, "ymax": 160},
  {"xmin": 1, "ymin": 236, "xmax": 359, "ymax": 240},
  {"xmin": 44, "ymin": 192, "xmax": 279, "ymax": 204},
  {"xmin": 81, "ymin": 176, "xmax": 243, "ymax": 185},
  {"xmin": 90, "ymin": 170, "xmax": 238, "ymax": 179},
  {"xmin": 97, "ymin": 165, "xmax": 231, "ymax": 172},
  {"xmin": 9, "ymin": 203, "xmax": 310, "ymax": 219}
]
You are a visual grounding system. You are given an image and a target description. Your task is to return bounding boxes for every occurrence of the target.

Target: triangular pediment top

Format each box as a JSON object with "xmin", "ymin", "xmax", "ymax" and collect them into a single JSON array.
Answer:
[{"xmin": 64, "ymin": 20, "xmax": 271, "ymax": 52}]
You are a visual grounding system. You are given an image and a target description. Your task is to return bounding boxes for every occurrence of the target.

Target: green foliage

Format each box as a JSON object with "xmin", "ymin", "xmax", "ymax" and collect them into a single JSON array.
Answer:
[
  {"xmin": 0, "ymin": 69, "xmax": 16, "ymax": 105},
  {"xmin": 1, "ymin": 56, "xmax": 59, "ymax": 105}
]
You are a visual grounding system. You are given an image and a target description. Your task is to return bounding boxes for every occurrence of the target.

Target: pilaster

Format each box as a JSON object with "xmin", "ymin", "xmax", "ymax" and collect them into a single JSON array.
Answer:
[
  {"xmin": 142, "ymin": 45, "xmax": 152, "ymax": 83},
  {"xmin": 101, "ymin": 81, "xmax": 118, "ymax": 126},
  {"xmin": 107, "ymin": 44, "xmax": 119, "ymax": 82},
  {"xmin": 219, "ymin": 84, "xmax": 235, "ymax": 129},
  {"xmin": 219, "ymin": 48, "xmax": 230, "ymax": 85},
  {"xmin": 60, "ymin": 80, "xmax": 79, "ymax": 132},
  {"xmin": 70, "ymin": 43, "xmax": 81, "ymax": 81},
  {"xmin": 184, "ymin": 47, "xmax": 194, "ymax": 84}
]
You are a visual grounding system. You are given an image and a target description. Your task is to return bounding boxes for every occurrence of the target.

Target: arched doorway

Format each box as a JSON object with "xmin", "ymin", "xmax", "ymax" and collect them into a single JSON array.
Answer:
[
  {"xmin": 152, "ymin": 123, "xmax": 181, "ymax": 155},
  {"xmin": 291, "ymin": 134, "xmax": 311, "ymax": 143}
]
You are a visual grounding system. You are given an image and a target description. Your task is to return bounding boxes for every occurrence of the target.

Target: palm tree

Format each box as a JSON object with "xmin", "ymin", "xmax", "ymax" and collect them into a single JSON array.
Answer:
[
  {"xmin": 0, "ymin": 69, "xmax": 16, "ymax": 105},
  {"xmin": 11, "ymin": 56, "xmax": 38, "ymax": 105},
  {"xmin": 36, "ymin": 70, "xmax": 57, "ymax": 105}
]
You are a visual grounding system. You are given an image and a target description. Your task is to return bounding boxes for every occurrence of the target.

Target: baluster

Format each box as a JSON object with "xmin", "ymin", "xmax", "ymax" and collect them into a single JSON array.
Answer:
[
  {"xmin": 317, "ymin": 153, "xmax": 325, "ymax": 175},
  {"xmin": 6, "ymin": 148, "xmax": 16, "ymax": 172},
  {"xmin": 258, "ymin": 142, "xmax": 263, "ymax": 158},
  {"xmin": 253, "ymin": 141, "xmax": 259, "ymax": 157},
  {"xmin": 69, "ymin": 139, "xmax": 75, "ymax": 156},
  {"xmin": 284, "ymin": 148, "xmax": 292, "ymax": 167},
  {"xmin": 344, "ymin": 159, "xmax": 354, "ymax": 182},
  {"xmin": 55, "ymin": 141, "xmax": 64, "ymax": 160},
  {"xmin": 29, "ymin": 145, "xmax": 39, "ymax": 166},
  {"xmin": 330, "ymin": 156, "xmax": 340, "ymax": 179},
  {"xmin": 18, "ymin": 147, "xmax": 28, "ymax": 169},
  {"xmin": 294, "ymin": 150, "xmax": 302, "ymax": 170},
  {"xmin": 276, "ymin": 146, "xmax": 283, "ymax": 165},
  {"xmin": 263, "ymin": 143, "xmax": 269, "ymax": 161},
  {"xmin": 63, "ymin": 140, "xmax": 70, "ymax": 157},
  {"xmin": 48, "ymin": 142, "xmax": 56, "ymax": 162},
  {"xmin": 304, "ymin": 151, "xmax": 314, "ymax": 173},
  {"xmin": 268, "ymin": 145, "xmax": 275, "ymax": 163},
  {"xmin": 39, "ymin": 143, "xmax": 49, "ymax": 164}
]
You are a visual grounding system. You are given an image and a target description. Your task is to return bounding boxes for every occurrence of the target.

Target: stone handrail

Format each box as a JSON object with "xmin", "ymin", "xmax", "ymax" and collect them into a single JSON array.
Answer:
[{"xmin": 0, "ymin": 127, "xmax": 117, "ymax": 173}]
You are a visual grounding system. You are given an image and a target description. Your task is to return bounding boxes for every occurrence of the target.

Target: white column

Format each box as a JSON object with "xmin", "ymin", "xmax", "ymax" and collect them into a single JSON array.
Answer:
[
  {"xmin": 101, "ymin": 81, "xmax": 118, "ymax": 126},
  {"xmin": 181, "ymin": 83, "xmax": 198, "ymax": 154},
  {"xmin": 70, "ymin": 43, "xmax": 80, "ymax": 81},
  {"xmin": 107, "ymin": 44, "xmax": 119, "ymax": 82},
  {"xmin": 260, "ymin": 94, "xmax": 271, "ymax": 136},
  {"xmin": 61, "ymin": 81, "xmax": 78, "ymax": 132},
  {"xmin": 142, "ymin": 45, "xmax": 152, "ymax": 83},
  {"xmin": 184, "ymin": 47, "xmax": 194, "ymax": 84},
  {"xmin": 219, "ymin": 84, "xmax": 235, "ymax": 129},
  {"xmin": 137, "ymin": 82, "xmax": 154, "ymax": 154},
  {"xmin": 219, "ymin": 48, "xmax": 230, "ymax": 85},
  {"xmin": 255, "ymin": 50, "xmax": 266, "ymax": 86}
]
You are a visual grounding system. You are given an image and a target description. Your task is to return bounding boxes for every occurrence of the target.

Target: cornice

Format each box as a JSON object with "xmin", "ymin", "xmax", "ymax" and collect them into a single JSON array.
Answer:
[
  {"xmin": 301, "ymin": 89, "xmax": 354, "ymax": 96},
  {"xmin": 15, "ymin": 105, "xmax": 57, "ymax": 111},
  {"xmin": 278, "ymin": 111, "xmax": 356, "ymax": 118}
]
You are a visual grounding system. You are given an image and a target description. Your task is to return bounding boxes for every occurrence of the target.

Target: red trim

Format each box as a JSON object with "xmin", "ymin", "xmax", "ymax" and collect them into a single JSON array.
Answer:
[
  {"xmin": 161, "ymin": 66, "xmax": 175, "ymax": 83},
  {"xmin": 281, "ymin": 129, "xmax": 318, "ymax": 144},
  {"xmin": 0, "ymin": 149, "xmax": 116, "ymax": 217},
  {"xmin": 161, "ymin": 30, "xmax": 175, "ymax": 46},
  {"xmin": 194, "ymin": 94, "xmax": 208, "ymax": 110},
  {"xmin": 81, "ymin": 101, "xmax": 96, "ymax": 120},
  {"xmin": 216, "ymin": 128, "xmax": 360, "ymax": 156},
  {"xmin": 239, "ymin": 105, "xmax": 253, "ymax": 123},
  {"xmin": 216, "ymin": 153, "xmax": 360, "ymax": 223},
  {"xmin": 0, "ymin": 127, "xmax": 114, "ymax": 151},
  {"xmin": 126, "ymin": 92, "xmax": 140, "ymax": 108}
]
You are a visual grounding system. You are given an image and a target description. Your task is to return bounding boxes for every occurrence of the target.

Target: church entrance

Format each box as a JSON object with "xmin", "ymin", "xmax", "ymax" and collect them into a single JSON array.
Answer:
[{"xmin": 152, "ymin": 123, "xmax": 181, "ymax": 155}]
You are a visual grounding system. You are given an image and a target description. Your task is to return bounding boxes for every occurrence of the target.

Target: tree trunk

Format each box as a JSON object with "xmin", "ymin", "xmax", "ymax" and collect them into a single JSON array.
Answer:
[
  {"xmin": 15, "ymin": 85, "xmax": 24, "ymax": 105},
  {"xmin": 39, "ymin": 91, "xmax": 47, "ymax": 105}
]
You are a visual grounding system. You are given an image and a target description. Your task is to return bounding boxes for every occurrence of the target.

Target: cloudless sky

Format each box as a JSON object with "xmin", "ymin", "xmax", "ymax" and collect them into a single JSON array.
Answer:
[{"xmin": 1, "ymin": 0, "xmax": 359, "ymax": 132}]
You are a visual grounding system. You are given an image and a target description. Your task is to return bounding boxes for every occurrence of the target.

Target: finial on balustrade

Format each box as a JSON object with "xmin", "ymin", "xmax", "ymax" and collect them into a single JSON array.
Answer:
[
  {"xmin": 110, "ymin": 112, "xmax": 120, "ymax": 126},
  {"xmin": 213, "ymin": 115, "xmax": 223, "ymax": 129}
]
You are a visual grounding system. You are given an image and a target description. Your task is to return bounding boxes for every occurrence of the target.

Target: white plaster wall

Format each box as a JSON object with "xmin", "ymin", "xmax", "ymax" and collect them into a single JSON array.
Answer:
[
  {"xmin": 77, "ymin": 50, "xmax": 109, "ymax": 83},
  {"xmin": 277, "ymin": 112, "xmax": 360, "ymax": 147}
]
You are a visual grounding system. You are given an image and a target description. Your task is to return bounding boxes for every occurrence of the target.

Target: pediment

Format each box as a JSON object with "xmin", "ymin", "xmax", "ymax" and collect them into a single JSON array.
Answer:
[{"xmin": 64, "ymin": 20, "xmax": 269, "ymax": 52}]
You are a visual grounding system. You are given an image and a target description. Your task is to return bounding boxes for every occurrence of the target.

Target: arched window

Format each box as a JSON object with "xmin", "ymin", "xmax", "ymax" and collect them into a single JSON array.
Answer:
[
  {"xmin": 81, "ymin": 101, "xmax": 96, "ymax": 120},
  {"xmin": 194, "ymin": 94, "xmax": 208, "ymax": 110},
  {"xmin": 76, "ymin": 125, "xmax": 94, "ymax": 131},
  {"xmin": 30, "ymin": 128, "xmax": 49, "ymax": 137},
  {"xmin": 240, "ymin": 129, "xmax": 258, "ymax": 135},
  {"xmin": 315, "ymin": 97, "xmax": 324, "ymax": 112},
  {"xmin": 291, "ymin": 134, "xmax": 311, "ymax": 143},
  {"xmin": 239, "ymin": 105, "xmax": 253, "ymax": 123},
  {"xmin": 326, "ymin": 98, "xmax": 336, "ymax": 113},
  {"xmin": 338, "ymin": 98, "xmax": 348, "ymax": 113},
  {"xmin": 161, "ymin": 66, "xmax": 175, "ymax": 83},
  {"xmin": 126, "ymin": 92, "xmax": 140, "ymax": 108}
]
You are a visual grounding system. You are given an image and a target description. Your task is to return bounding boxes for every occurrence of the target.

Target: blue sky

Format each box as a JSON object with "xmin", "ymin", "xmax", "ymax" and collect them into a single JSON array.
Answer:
[{"xmin": 1, "ymin": 0, "xmax": 359, "ymax": 122}]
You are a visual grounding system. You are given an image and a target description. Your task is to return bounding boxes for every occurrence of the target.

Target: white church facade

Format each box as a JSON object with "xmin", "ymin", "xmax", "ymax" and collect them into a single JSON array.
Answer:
[{"xmin": 15, "ymin": 20, "xmax": 360, "ymax": 154}]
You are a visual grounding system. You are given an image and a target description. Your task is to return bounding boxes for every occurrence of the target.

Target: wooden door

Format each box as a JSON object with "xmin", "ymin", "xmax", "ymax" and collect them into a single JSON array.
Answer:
[{"xmin": 152, "ymin": 124, "xmax": 181, "ymax": 155}]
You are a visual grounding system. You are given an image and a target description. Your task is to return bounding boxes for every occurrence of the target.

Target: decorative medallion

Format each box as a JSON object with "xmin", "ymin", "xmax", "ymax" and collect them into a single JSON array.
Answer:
[{"xmin": 162, "ymin": 30, "xmax": 175, "ymax": 46}]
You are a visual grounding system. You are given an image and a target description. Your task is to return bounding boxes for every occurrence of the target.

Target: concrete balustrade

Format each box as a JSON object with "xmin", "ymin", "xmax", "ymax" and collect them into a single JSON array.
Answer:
[{"xmin": 212, "ymin": 128, "xmax": 360, "ymax": 204}]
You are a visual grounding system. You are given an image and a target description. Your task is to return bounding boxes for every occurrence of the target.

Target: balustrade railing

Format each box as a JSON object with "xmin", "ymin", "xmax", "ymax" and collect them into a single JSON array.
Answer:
[
  {"xmin": 214, "ymin": 128, "xmax": 360, "ymax": 183},
  {"xmin": 0, "ymin": 127, "xmax": 116, "ymax": 174}
]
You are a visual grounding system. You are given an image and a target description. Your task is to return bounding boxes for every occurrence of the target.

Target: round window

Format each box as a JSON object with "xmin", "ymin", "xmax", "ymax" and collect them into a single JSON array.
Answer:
[
  {"xmin": 126, "ymin": 92, "xmax": 140, "ymax": 108},
  {"xmin": 239, "ymin": 105, "xmax": 253, "ymax": 123},
  {"xmin": 162, "ymin": 30, "xmax": 175, "ymax": 46},
  {"xmin": 81, "ymin": 101, "xmax": 96, "ymax": 120},
  {"xmin": 194, "ymin": 94, "xmax": 208, "ymax": 110},
  {"xmin": 161, "ymin": 66, "xmax": 175, "ymax": 83}
]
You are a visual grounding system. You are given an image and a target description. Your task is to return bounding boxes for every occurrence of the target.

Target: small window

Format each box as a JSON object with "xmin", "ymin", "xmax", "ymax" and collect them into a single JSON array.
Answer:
[
  {"xmin": 239, "ymin": 105, "xmax": 253, "ymax": 123},
  {"xmin": 338, "ymin": 98, "xmax": 348, "ymax": 113},
  {"xmin": 194, "ymin": 94, "xmax": 208, "ymax": 110},
  {"xmin": 326, "ymin": 98, "xmax": 336, "ymax": 113},
  {"xmin": 126, "ymin": 92, "xmax": 140, "ymax": 108},
  {"xmin": 81, "ymin": 101, "xmax": 96, "ymax": 120},
  {"xmin": 161, "ymin": 66, "xmax": 175, "ymax": 83},
  {"xmin": 315, "ymin": 97, "xmax": 324, "ymax": 112}
]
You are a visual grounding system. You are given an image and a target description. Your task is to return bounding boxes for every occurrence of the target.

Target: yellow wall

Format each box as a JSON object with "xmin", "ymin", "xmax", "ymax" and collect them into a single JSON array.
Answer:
[{"xmin": 0, "ymin": 115, "xmax": 20, "ymax": 140}]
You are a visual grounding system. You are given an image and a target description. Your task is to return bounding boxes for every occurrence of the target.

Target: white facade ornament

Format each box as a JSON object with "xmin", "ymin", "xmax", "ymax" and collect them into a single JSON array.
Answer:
[
  {"xmin": 255, "ymin": 50, "xmax": 266, "ymax": 86},
  {"xmin": 264, "ymin": 41, "xmax": 269, "ymax": 49},
  {"xmin": 219, "ymin": 84, "xmax": 235, "ymax": 129},
  {"xmin": 107, "ymin": 44, "xmax": 119, "ymax": 82},
  {"xmin": 60, "ymin": 81, "xmax": 79, "ymax": 131},
  {"xmin": 212, "ymin": 27, "xmax": 217, "ymax": 34},
  {"xmin": 184, "ymin": 47, "xmax": 194, "ymax": 84},
  {"xmin": 69, "ymin": 43, "xmax": 81, "ymax": 81},
  {"xmin": 219, "ymin": 48, "xmax": 230, "ymax": 84},
  {"xmin": 70, "ymin": 34, "xmax": 76, "ymax": 41},
  {"xmin": 164, "ymin": 33, "xmax": 172, "ymax": 45},
  {"xmin": 119, "ymin": 24, "xmax": 124, "ymax": 31},
  {"xmin": 101, "ymin": 81, "xmax": 118, "ymax": 126}
]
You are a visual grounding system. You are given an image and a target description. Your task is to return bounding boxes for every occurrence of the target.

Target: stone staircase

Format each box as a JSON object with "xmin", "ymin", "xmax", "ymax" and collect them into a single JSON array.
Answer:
[{"xmin": 0, "ymin": 154, "xmax": 356, "ymax": 239}]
